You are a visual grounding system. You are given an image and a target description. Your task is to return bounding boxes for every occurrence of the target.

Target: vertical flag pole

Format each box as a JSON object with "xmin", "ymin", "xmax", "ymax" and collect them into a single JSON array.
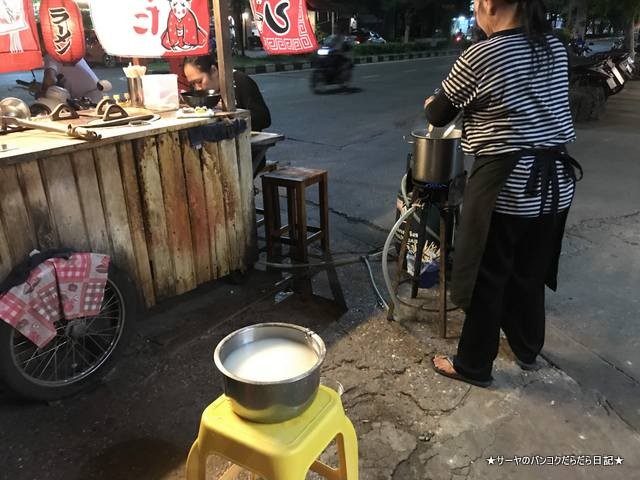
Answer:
[{"xmin": 213, "ymin": 0, "xmax": 237, "ymax": 111}]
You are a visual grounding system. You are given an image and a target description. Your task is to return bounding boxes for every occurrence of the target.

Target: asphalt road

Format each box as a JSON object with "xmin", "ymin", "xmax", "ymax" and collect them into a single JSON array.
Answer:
[
  {"xmin": 256, "ymin": 57, "xmax": 454, "ymax": 229},
  {"xmin": 250, "ymin": 58, "xmax": 640, "ymax": 431}
]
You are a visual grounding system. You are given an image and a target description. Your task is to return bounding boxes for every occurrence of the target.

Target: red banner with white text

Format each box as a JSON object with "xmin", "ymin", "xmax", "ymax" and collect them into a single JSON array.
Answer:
[{"xmin": 250, "ymin": 0, "xmax": 318, "ymax": 55}]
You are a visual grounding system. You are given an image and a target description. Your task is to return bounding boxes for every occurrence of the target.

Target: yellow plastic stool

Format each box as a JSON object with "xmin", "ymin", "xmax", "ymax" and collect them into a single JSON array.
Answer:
[{"xmin": 186, "ymin": 386, "xmax": 358, "ymax": 480}]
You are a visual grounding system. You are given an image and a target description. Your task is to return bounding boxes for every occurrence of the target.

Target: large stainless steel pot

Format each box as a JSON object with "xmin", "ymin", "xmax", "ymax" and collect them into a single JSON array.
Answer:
[
  {"xmin": 214, "ymin": 323, "xmax": 326, "ymax": 423},
  {"xmin": 409, "ymin": 127, "xmax": 464, "ymax": 184}
]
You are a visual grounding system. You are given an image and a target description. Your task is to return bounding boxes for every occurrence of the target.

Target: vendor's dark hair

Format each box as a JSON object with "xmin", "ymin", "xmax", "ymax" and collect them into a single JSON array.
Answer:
[
  {"xmin": 184, "ymin": 55, "xmax": 218, "ymax": 72},
  {"xmin": 507, "ymin": 0, "xmax": 552, "ymax": 59}
]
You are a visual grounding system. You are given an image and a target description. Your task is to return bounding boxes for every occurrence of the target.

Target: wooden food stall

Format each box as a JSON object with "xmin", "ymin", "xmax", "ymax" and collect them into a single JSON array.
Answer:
[
  {"xmin": 0, "ymin": 111, "xmax": 255, "ymax": 309},
  {"xmin": 0, "ymin": 0, "xmax": 261, "ymax": 310}
]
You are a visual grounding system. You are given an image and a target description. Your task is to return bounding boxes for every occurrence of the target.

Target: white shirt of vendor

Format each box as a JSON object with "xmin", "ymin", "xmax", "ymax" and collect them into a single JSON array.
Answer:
[{"xmin": 44, "ymin": 56, "xmax": 102, "ymax": 103}]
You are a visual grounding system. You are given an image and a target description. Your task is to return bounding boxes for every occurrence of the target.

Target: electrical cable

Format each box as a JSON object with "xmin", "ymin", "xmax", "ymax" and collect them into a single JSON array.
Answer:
[
  {"xmin": 362, "ymin": 255, "xmax": 389, "ymax": 310},
  {"xmin": 256, "ymin": 175, "xmax": 458, "ymax": 315}
]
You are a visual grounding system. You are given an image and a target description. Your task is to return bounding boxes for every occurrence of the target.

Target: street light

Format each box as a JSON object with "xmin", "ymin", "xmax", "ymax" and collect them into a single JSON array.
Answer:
[{"xmin": 242, "ymin": 12, "xmax": 249, "ymax": 55}]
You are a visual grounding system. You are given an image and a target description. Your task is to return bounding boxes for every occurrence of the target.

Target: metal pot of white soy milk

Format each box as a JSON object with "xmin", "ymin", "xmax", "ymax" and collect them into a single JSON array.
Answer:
[
  {"xmin": 409, "ymin": 124, "xmax": 464, "ymax": 184},
  {"xmin": 214, "ymin": 323, "xmax": 326, "ymax": 423}
]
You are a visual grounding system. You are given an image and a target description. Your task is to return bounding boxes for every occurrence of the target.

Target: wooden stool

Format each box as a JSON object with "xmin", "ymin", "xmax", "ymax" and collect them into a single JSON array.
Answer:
[
  {"xmin": 185, "ymin": 386, "xmax": 359, "ymax": 480},
  {"xmin": 261, "ymin": 167, "xmax": 329, "ymax": 263}
]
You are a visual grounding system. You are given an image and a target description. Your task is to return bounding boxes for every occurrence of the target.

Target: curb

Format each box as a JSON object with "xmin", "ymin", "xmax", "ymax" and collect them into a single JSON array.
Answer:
[{"xmin": 236, "ymin": 49, "xmax": 461, "ymax": 75}]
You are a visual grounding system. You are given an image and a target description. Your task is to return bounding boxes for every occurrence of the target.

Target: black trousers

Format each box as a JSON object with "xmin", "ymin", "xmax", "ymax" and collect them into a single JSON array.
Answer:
[{"xmin": 453, "ymin": 210, "xmax": 568, "ymax": 381}]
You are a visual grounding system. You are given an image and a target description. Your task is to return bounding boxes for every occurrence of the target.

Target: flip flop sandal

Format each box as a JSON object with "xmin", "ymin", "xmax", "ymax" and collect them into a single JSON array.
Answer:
[
  {"xmin": 431, "ymin": 355, "xmax": 492, "ymax": 388},
  {"xmin": 515, "ymin": 358, "xmax": 542, "ymax": 371}
]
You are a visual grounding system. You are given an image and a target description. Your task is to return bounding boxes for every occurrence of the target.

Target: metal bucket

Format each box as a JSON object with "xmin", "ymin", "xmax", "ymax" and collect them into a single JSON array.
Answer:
[
  {"xmin": 409, "ymin": 127, "xmax": 464, "ymax": 184},
  {"xmin": 214, "ymin": 323, "xmax": 326, "ymax": 423}
]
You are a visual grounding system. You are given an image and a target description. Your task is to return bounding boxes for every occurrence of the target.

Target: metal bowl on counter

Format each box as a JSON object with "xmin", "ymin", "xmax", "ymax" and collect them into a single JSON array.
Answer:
[
  {"xmin": 214, "ymin": 323, "xmax": 326, "ymax": 423},
  {"xmin": 181, "ymin": 90, "xmax": 221, "ymax": 109}
]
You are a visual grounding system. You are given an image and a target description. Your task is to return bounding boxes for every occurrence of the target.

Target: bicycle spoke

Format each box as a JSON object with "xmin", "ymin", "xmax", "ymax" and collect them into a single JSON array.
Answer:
[
  {"xmin": 88, "ymin": 326, "xmax": 120, "ymax": 335},
  {"xmin": 35, "ymin": 343, "xmax": 62, "ymax": 380},
  {"xmin": 86, "ymin": 334, "xmax": 110, "ymax": 354},
  {"xmin": 9, "ymin": 278, "xmax": 126, "ymax": 386}
]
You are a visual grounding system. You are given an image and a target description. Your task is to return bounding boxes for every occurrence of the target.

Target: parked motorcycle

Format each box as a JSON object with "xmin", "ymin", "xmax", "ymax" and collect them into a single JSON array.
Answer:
[
  {"xmin": 15, "ymin": 71, "xmax": 112, "ymax": 116},
  {"xmin": 570, "ymin": 56, "xmax": 612, "ymax": 121},
  {"xmin": 310, "ymin": 35, "xmax": 354, "ymax": 93}
]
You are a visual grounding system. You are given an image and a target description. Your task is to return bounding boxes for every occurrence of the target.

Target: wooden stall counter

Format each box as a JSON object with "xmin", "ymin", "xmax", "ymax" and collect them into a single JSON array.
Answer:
[{"xmin": 0, "ymin": 110, "xmax": 256, "ymax": 308}]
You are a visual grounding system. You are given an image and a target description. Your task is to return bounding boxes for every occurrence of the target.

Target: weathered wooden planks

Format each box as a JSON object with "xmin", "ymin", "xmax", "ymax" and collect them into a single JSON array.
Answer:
[
  {"xmin": 117, "ymin": 141, "xmax": 156, "ymax": 308},
  {"xmin": 134, "ymin": 136, "xmax": 176, "ymax": 300},
  {"xmin": 70, "ymin": 150, "xmax": 111, "ymax": 255},
  {"xmin": 0, "ymin": 212, "xmax": 13, "ymax": 280},
  {"xmin": 202, "ymin": 143, "xmax": 231, "ymax": 277},
  {"xmin": 0, "ymin": 120, "xmax": 255, "ymax": 309},
  {"xmin": 93, "ymin": 144, "xmax": 139, "ymax": 300},
  {"xmin": 180, "ymin": 131, "xmax": 212, "ymax": 285},
  {"xmin": 40, "ymin": 155, "xmax": 90, "ymax": 252},
  {"xmin": 16, "ymin": 161, "xmax": 58, "ymax": 251},
  {"xmin": 157, "ymin": 132, "xmax": 197, "ymax": 295},
  {"xmin": 235, "ymin": 120, "xmax": 257, "ymax": 266},
  {"xmin": 217, "ymin": 138, "xmax": 243, "ymax": 272},
  {"xmin": 0, "ymin": 164, "xmax": 36, "ymax": 262}
]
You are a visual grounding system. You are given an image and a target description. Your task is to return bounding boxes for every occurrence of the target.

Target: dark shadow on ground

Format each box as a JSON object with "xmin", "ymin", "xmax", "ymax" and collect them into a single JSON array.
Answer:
[{"xmin": 75, "ymin": 437, "xmax": 183, "ymax": 480}]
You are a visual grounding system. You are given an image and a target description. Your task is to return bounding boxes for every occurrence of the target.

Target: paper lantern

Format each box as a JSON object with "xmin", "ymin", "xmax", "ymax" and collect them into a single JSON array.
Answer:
[
  {"xmin": 0, "ymin": 0, "xmax": 43, "ymax": 73},
  {"xmin": 40, "ymin": 0, "xmax": 86, "ymax": 64}
]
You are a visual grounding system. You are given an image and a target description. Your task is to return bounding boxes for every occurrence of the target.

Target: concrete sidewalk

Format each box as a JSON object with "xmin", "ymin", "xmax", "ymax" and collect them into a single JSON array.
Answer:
[{"xmin": 236, "ymin": 49, "xmax": 460, "ymax": 75}]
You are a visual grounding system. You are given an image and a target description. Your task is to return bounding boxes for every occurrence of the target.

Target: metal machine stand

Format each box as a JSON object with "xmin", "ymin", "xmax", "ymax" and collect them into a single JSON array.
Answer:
[{"xmin": 387, "ymin": 177, "xmax": 464, "ymax": 339}]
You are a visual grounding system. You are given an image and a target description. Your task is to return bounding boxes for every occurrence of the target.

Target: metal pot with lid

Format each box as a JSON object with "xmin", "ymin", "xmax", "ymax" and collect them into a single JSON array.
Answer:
[{"xmin": 408, "ymin": 123, "xmax": 464, "ymax": 185}]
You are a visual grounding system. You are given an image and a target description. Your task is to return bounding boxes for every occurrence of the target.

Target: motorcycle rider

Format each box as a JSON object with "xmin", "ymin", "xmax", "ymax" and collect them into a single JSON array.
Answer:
[
  {"xmin": 324, "ymin": 30, "xmax": 353, "ymax": 80},
  {"xmin": 40, "ymin": 53, "xmax": 105, "ymax": 104}
]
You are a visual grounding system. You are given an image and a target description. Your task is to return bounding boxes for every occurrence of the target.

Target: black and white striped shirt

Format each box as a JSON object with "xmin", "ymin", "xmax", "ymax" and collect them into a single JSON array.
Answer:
[{"xmin": 442, "ymin": 29, "xmax": 576, "ymax": 216}]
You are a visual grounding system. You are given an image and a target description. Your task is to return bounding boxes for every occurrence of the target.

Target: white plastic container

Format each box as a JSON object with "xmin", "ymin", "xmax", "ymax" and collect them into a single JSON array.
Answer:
[{"xmin": 141, "ymin": 74, "xmax": 179, "ymax": 111}]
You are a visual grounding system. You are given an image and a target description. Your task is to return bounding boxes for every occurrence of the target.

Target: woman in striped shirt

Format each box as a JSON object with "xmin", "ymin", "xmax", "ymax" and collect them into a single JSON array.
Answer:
[{"xmin": 426, "ymin": 0, "xmax": 582, "ymax": 387}]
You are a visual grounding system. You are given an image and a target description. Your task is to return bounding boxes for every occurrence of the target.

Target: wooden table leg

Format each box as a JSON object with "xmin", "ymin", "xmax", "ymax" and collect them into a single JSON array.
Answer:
[{"xmin": 319, "ymin": 172, "xmax": 329, "ymax": 252}]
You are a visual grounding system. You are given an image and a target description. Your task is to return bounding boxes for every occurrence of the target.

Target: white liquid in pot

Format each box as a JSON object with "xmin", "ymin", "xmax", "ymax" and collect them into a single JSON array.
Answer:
[{"xmin": 223, "ymin": 338, "xmax": 318, "ymax": 382}]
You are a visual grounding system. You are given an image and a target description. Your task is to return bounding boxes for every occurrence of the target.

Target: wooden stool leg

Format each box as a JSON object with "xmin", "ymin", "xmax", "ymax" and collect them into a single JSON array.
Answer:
[
  {"xmin": 319, "ymin": 172, "xmax": 329, "ymax": 252},
  {"xmin": 263, "ymin": 182, "xmax": 283, "ymax": 261},
  {"xmin": 185, "ymin": 440, "xmax": 206, "ymax": 480},
  {"xmin": 262, "ymin": 179, "xmax": 275, "ymax": 259},
  {"xmin": 286, "ymin": 185, "xmax": 298, "ymax": 255},
  {"xmin": 295, "ymin": 183, "xmax": 308, "ymax": 263}
]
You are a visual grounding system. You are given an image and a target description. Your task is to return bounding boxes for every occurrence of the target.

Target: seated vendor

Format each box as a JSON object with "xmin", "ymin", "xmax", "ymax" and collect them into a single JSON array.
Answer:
[{"xmin": 183, "ymin": 55, "xmax": 271, "ymax": 131}]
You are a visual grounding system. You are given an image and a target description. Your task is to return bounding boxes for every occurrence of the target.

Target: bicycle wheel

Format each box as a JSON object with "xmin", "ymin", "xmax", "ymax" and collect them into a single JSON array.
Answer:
[{"xmin": 0, "ymin": 264, "xmax": 137, "ymax": 400}]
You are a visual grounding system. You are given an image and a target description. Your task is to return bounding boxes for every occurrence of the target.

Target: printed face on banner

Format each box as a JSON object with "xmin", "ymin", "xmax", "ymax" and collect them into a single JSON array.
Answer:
[
  {"xmin": 250, "ymin": 0, "xmax": 317, "ymax": 55},
  {"xmin": 89, "ymin": 0, "xmax": 209, "ymax": 58},
  {"xmin": 0, "ymin": 0, "xmax": 27, "ymax": 35},
  {"xmin": 0, "ymin": 0, "xmax": 43, "ymax": 72}
]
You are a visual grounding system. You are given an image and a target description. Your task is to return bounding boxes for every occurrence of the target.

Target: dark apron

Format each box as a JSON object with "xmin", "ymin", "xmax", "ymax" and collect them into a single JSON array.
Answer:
[{"xmin": 451, "ymin": 146, "xmax": 583, "ymax": 310}]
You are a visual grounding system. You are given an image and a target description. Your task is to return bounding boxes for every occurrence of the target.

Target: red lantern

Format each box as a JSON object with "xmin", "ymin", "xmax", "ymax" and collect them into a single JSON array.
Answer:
[
  {"xmin": 0, "ymin": 0, "xmax": 43, "ymax": 73},
  {"xmin": 40, "ymin": 0, "xmax": 85, "ymax": 64}
]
